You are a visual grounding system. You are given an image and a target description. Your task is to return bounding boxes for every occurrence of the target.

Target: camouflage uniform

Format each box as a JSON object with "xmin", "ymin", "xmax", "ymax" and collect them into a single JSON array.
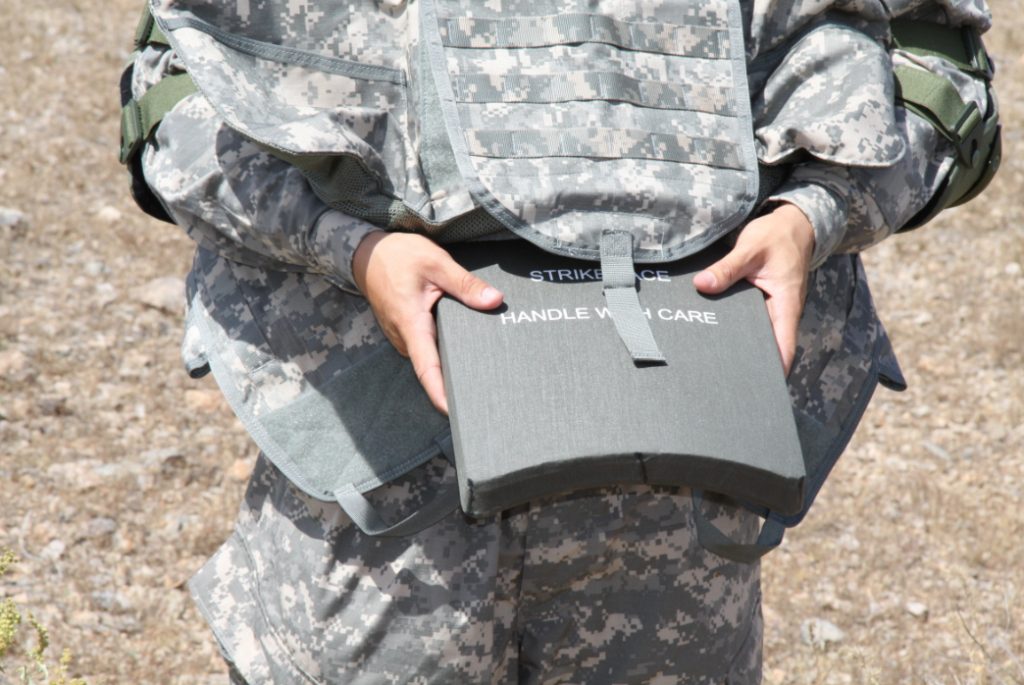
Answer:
[{"xmin": 132, "ymin": 0, "xmax": 993, "ymax": 681}]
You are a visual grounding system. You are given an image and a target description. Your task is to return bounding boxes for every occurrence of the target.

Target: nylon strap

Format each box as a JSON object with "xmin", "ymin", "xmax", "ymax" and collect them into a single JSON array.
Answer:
[
  {"xmin": 332, "ymin": 432, "xmax": 460, "ymax": 537},
  {"xmin": 893, "ymin": 65, "xmax": 982, "ymax": 167},
  {"xmin": 119, "ymin": 72, "xmax": 198, "ymax": 164},
  {"xmin": 889, "ymin": 21, "xmax": 1001, "ymax": 231},
  {"xmin": 890, "ymin": 20, "xmax": 992, "ymax": 80},
  {"xmin": 599, "ymin": 231, "xmax": 666, "ymax": 363},
  {"xmin": 692, "ymin": 489, "xmax": 785, "ymax": 563},
  {"xmin": 134, "ymin": 3, "xmax": 169, "ymax": 49}
]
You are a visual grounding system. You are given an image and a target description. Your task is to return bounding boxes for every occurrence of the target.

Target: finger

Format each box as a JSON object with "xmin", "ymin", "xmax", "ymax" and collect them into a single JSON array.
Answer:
[
  {"xmin": 432, "ymin": 259, "xmax": 503, "ymax": 311},
  {"xmin": 693, "ymin": 247, "xmax": 758, "ymax": 295},
  {"xmin": 403, "ymin": 315, "xmax": 448, "ymax": 414},
  {"xmin": 764, "ymin": 285, "xmax": 805, "ymax": 376}
]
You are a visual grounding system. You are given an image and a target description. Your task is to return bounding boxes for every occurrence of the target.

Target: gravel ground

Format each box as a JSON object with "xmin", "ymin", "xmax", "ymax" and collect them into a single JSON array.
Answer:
[{"xmin": 0, "ymin": 0, "xmax": 1021, "ymax": 682}]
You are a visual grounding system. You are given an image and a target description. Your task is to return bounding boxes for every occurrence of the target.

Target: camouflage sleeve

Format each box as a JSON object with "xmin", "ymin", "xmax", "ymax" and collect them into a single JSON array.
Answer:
[
  {"xmin": 133, "ymin": 46, "xmax": 375, "ymax": 292},
  {"xmin": 769, "ymin": 43, "xmax": 992, "ymax": 269}
]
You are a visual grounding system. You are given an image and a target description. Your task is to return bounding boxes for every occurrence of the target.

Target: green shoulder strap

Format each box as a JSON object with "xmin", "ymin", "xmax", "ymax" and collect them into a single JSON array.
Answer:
[
  {"xmin": 119, "ymin": 3, "xmax": 198, "ymax": 166},
  {"xmin": 890, "ymin": 20, "xmax": 1001, "ymax": 231}
]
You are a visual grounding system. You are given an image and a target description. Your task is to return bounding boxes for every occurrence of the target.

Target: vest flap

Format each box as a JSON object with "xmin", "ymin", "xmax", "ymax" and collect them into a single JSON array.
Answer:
[
  {"xmin": 190, "ymin": 247, "xmax": 450, "ymax": 501},
  {"xmin": 420, "ymin": 0, "xmax": 761, "ymax": 263}
]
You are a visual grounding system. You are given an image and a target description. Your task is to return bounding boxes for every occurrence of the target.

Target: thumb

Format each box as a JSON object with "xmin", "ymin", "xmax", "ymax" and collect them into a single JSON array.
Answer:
[
  {"xmin": 693, "ymin": 249, "xmax": 758, "ymax": 295},
  {"xmin": 435, "ymin": 261, "xmax": 504, "ymax": 311}
]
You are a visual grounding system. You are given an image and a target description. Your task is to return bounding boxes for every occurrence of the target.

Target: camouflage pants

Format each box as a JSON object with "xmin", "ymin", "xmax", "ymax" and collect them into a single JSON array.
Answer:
[{"xmin": 191, "ymin": 453, "xmax": 763, "ymax": 684}]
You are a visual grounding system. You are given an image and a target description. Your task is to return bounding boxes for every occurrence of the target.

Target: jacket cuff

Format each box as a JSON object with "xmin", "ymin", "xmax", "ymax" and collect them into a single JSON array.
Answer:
[
  {"xmin": 768, "ymin": 174, "xmax": 850, "ymax": 270},
  {"xmin": 309, "ymin": 210, "xmax": 378, "ymax": 293}
]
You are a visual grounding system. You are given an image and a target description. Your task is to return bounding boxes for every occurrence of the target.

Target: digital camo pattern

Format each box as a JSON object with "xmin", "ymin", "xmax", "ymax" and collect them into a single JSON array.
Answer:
[
  {"xmin": 751, "ymin": 20, "xmax": 903, "ymax": 168},
  {"xmin": 191, "ymin": 453, "xmax": 763, "ymax": 685},
  {"xmin": 147, "ymin": 0, "xmax": 992, "ymax": 263},
  {"xmin": 190, "ymin": 246, "xmax": 386, "ymax": 417},
  {"xmin": 789, "ymin": 254, "xmax": 886, "ymax": 432},
  {"xmin": 131, "ymin": 0, "xmax": 986, "ymax": 680},
  {"xmin": 771, "ymin": 44, "xmax": 993, "ymax": 268},
  {"xmin": 142, "ymin": 85, "xmax": 376, "ymax": 291},
  {"xmin": 147, "ymin": 0, "xmax": 933, "ymax": 263},
  {"xmin": 429, "ymin": 0, "xmax": 759, "ymax": 260},
  {"xmin": 132, "ymin": 0, "xmax": 987, "ymax": 505}
]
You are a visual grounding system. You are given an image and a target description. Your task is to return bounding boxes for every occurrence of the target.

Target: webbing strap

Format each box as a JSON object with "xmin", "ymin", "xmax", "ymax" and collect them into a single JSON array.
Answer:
[
  {"xmin": 890, "ymin": 20, "xmax": 992, "ymax": 80},
  {"xmin": 465, "ymin": 128, "xmax": 743, "ymax": 169},
  {"xmin": 439, "ymin": 13, "xmax": 729, "ymax": 59},
  {"xmin": 332, "ymin": 432, "xmax": 460, "ymax": 537},
  {"xmin": 894, "ymin": 65, "xmax": 982, "ymax": 167},
  {"xmin": 119, "ymin": 72, "xmax": 198, "ymax": 164},
  {"xmin": 600, "ymin": 231, "xmax": 666, "ymax": 363},
  {"xmin": 889, "ymin": 21, "xmax": 1001, "ymax": 231},
  {"xmin": 692, "ymin": 489, "xmax": 785, "ymax": 563},
  {"xmin": 134, "ymin": 3, "xmax": 169, "ymax": 49}
]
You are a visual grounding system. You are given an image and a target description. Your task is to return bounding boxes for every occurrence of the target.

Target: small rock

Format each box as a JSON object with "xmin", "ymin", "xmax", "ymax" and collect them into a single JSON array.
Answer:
[
  {"xmin": 0, "ymin": 207, "xmax": 29, "ymax": 231},
  {"xmin": 37, "ymin": 395, "xmax": 71, "ymax": 417},
  {"xmin": 133, "ymin": 276, "xmax": 185, "ymax": 314},
  {"xmin": 47, "ymin": 460, "xmax": 105, "ymax": 491},
  {"xmin": 141, "ymin": 447, "xmax": 186, "ymax": 469},
  {"xmin": 0, "ymin": 348, "xmax": 35, "ymax": 382},
  {"xmin": 68, "ymin": 610, "xmax": 104, "ymax": 631},
  {"xmin": 82, "ymin": 517, "xmax": 117, "ymax": 540},
  {"xmin": 102, "ymin": 613, "xmax": 142, "ymax": 634},
  {"xmin": 912, "ymin": 311, "xmax": 934, "ymax": 325},
  {"xmin": 40, "ymin": 539, "xmax": 66, "ymax": 562},
  {"xmin": 227, "ymin": 457, "xmax": 255, "ymax": 482},
  {"xmin": 91, "ymin": 590, "xmax": 134, "ymax": 613},
  {"xmin": 800, "ymin": 618, "xmax": 845, "ymax": 651},
  {"xmin": 1005, "ymin": 262, "xmax": 1022, "ymax": 276},
  {"xmin": 988, "ymin": 423, "xmax": 1008, "ymax": 441},
  {"xmin": 118, "ymin": 350, "xmax": 154, "ymax": 377},
  {"xmin": 912, "ymin": 405, "xmax": 931, "ymax": 418},
  {"xmin": 84, "ymin": 261, "xmax": 108, "ymax": 276},
  {"xmin": 184, "ymin": 389, "xmax": 228, "ymax": 413},
  {"xmin": 905, "ymin": 602, "xmax": 929, "ymax": 621},
  {"xmin": 96, "ymin": 206, "xmax": 123, "ymax": 223},
  {"xmin": 835, "ymin": 532, "xmax": 860, "ymax": 551}
]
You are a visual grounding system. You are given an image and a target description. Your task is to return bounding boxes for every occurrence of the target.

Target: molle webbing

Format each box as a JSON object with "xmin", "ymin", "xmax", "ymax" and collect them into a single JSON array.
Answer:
[
  {"xmin": 451, "ymin": 73, "xmax": 735, "ymax": 114},
  {"xmin": 464, "ymin": 128, "xmax": 743, "ymax": 169},
  {"xmin": 438, "ymin": 13, "xmax": 729, "ymax": 58}
]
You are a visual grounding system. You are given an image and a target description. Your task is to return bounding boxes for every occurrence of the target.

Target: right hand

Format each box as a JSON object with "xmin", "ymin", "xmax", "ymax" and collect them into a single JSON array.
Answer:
[{"xmin": 352, "ymin": 231, "xmax": 504, "ymax": 414}]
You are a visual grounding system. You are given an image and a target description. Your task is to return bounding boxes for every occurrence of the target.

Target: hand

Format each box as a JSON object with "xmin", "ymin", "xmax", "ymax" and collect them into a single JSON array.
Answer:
[
  {"xmin": 352, "ymin": 231, "xmax": 504, "ymax": 414},
  {"xmin": 692, "ymin": 203, "xmax": 815, "ymax": 376}
]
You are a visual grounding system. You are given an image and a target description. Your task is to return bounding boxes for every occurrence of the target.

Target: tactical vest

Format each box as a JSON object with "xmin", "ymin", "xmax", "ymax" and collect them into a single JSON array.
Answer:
[{"xmin": 122, "ymin": 0, "xmax": 993, "ymax": 561}]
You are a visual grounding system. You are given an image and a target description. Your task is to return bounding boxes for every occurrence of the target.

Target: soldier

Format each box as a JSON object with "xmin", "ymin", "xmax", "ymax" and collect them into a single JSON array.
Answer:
[{"xmin": 122, "ymin": 0, "xmax": 998, "ymax": 680}]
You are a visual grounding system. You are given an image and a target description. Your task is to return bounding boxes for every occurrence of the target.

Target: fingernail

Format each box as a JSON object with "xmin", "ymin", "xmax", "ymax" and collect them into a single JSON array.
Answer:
[
  {"xmin": 482, "ymin": 287, "xmax": 499, "ymax": 301},
  {"xmin": 697, "ymin": 271, "xmax": 716, "ymax": 288}
]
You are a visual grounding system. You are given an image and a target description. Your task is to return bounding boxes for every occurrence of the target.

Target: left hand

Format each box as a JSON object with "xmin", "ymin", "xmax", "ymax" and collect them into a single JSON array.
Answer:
[{"xmin": 692, "ymin": 202, "xmax": 815, "ymax": 376}]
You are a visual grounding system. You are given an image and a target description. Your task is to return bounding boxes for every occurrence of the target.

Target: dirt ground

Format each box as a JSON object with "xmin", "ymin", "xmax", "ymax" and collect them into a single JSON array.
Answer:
[{"xmin": 0, "ymin": 0, "xmax": 1021, "ymax": 682}]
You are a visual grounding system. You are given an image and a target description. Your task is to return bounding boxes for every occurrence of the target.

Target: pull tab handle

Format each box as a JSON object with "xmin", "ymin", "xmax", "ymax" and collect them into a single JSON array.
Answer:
[{"xmin": 599, "ymin": 231, "xmax": 666, "ymax": 363}]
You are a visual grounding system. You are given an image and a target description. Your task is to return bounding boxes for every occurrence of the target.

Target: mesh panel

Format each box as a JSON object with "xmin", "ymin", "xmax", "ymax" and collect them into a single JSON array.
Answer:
[{"xmin": 756, "ymin": 162, "xmax": 791, "ymax": 207}]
